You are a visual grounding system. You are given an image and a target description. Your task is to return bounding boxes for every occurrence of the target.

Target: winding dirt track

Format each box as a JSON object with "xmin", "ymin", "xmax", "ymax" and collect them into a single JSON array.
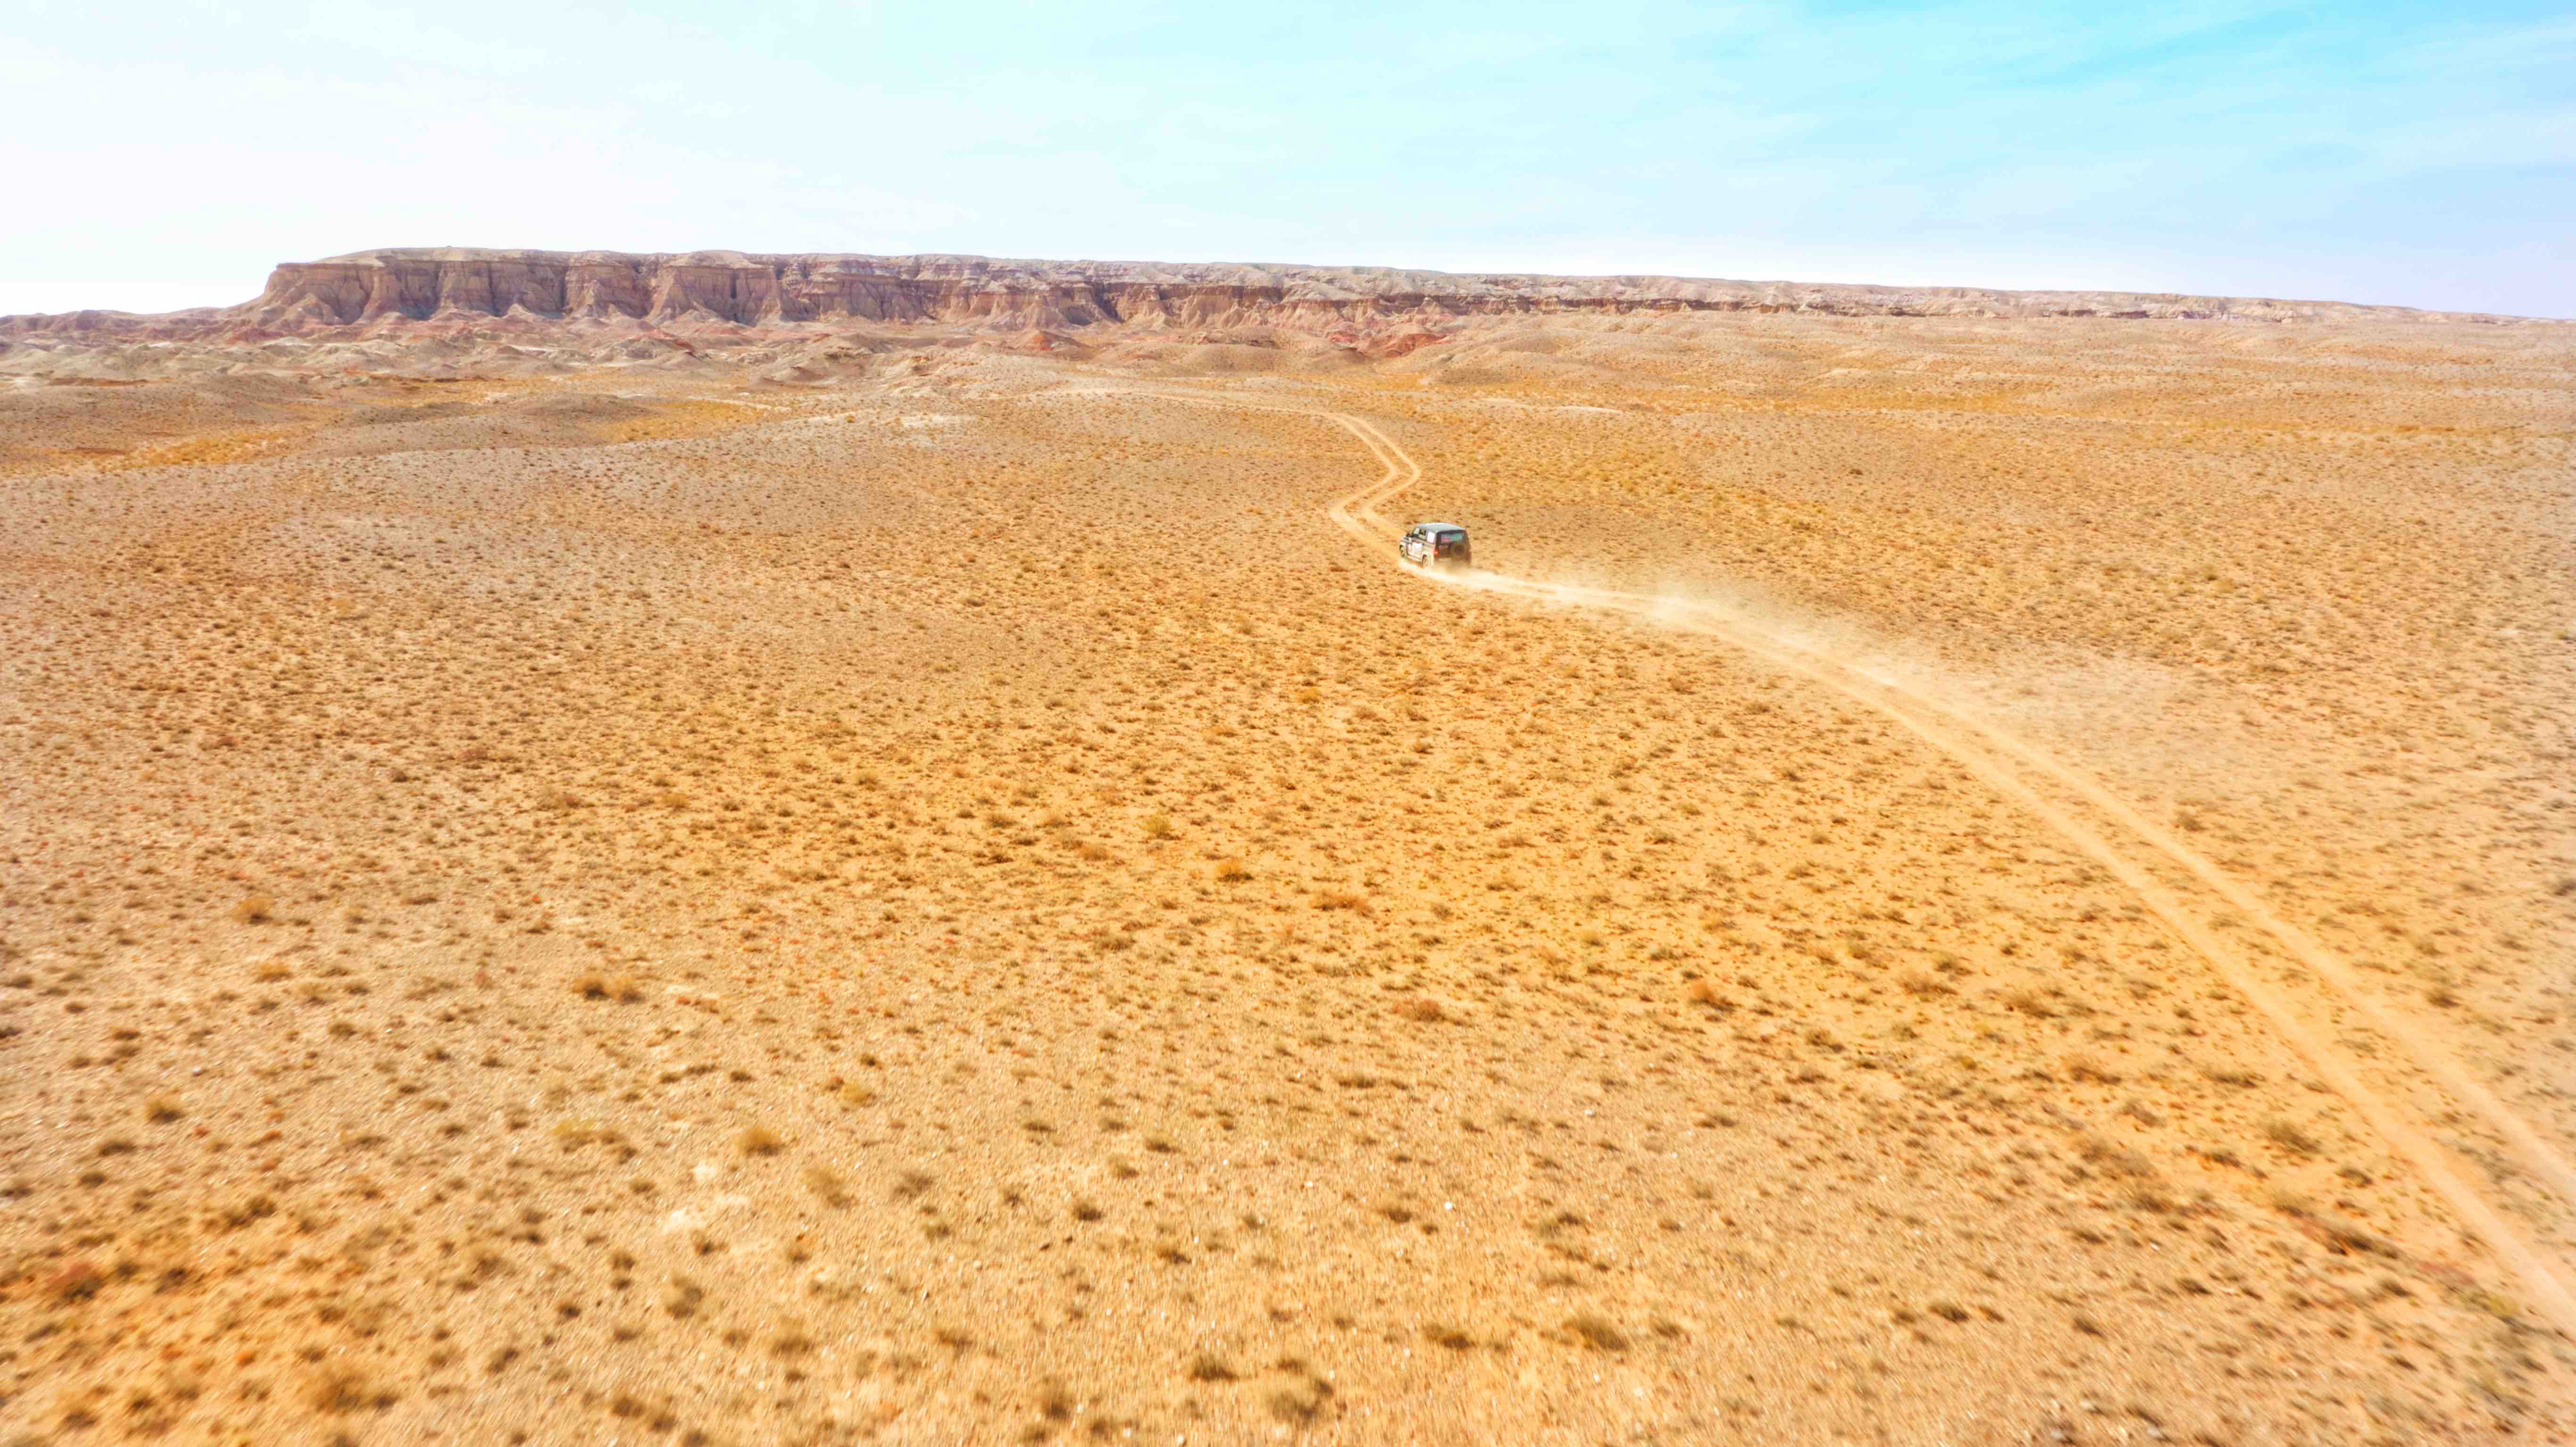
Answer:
[{"xmin": 1259, "ymin": 395, "xmax": 2576, "ymax": 1339}]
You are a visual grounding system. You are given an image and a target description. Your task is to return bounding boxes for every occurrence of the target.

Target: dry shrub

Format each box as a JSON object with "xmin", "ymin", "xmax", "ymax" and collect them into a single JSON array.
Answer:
[
  {"xmin": 2078, "ymin": 1134, "xmax": 2155, "ymax": 1178},
  {"xmin": 48, "ymin": 1260, "xmax": 103, "ymax": 1302},
  {"xmin": 1268, "ymin": 1381, "xmax": 1329, "ymax": 1422},
  {"xmin": 573, "ymin": 972, "xmax": 643, "ymax": 1002},
  {"xmin": 2262, "ymin": 1118, "xmax": 2321, "ymax": 1158},
  {"xmin": 663, "ymin": 1278, "xmax": 705, "ymax": 1318},
  {"xmin": 1312, "ymin": 889, "xmax": 1370, "ymax": 913},
  {"xmin": 232, "ymin": 895, "xmax": 274, "ymax": 925},
  {"xmin": 1212, "ymin": 857, "xmax": 1249, "ymax": 883},
  {"xmin": 2002, "ymin": 988, "xmax": 2054, "ymax": 1018},
  {"xmin": 737, "ymin": 1125, "xmax": 787, "ymax": 1156},
  {"xmin": 1037, "ymin": 1378, "xmax": 1075, "ymax": 1422},
  {"xmin": 1566, "ymin": 1313, "xmax": 1629, "ymax": 1352},
  {"xmin": 306, "ymin": 1365, "xmax": 398, "ymax": 1414},
  {"xmin": 1397, "ymin": 997, "xmax": 1446, "ymax": 1024},
  {"xmin": 145, "ymin": 1094, "xmax": 185, "ymax": 1123},
  {"xmin": 803, "ymin": 1164, "xmax": 851, "ymax": 1207},
  {"xmin": 2064, "ymin": 1053, "xmax": 2122, "ymax": 1085},
  {"xmin": 2452, "ymin": 1284, "xmax": 2522, "ymax": 1323}
]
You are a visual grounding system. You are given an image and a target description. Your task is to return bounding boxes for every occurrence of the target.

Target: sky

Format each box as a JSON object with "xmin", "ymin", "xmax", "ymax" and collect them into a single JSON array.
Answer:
[{"xmin": 3, "ymin": 0, "xmax": 2570, "ymax": 318}]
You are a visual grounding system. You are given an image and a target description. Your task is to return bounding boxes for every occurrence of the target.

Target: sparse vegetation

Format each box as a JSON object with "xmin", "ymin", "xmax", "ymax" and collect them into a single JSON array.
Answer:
[
  {"xmin": 2261, "ymin": 1118, "xmax": 2322, "ymax": 1158},
  {"xmin": 573, "ymin": 971, "xmax": 644, "ymax": 1002},
  {"xmin": 803, "ymin": 1164, "xmax": 850, "ymax": 1206},
  {"xmin": 1566, "ymin": 1313, "xmax": 1630, "ymax": 1352},
  {"xmin": 0, "ymin": 312, "xmax": 2543, "ymax": 1446}
]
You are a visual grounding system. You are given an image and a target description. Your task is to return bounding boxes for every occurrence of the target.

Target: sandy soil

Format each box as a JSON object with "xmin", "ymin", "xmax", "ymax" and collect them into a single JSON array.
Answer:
[{"xmin": 2, "ymin": 313, "xmax": 2571, "ymax": 1445}]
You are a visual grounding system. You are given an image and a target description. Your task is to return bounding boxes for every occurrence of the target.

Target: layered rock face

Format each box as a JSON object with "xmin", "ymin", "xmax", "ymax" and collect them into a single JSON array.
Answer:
[{"xmin": 8, "ymin": 247, "xmax": 2531, "ymax": 339}]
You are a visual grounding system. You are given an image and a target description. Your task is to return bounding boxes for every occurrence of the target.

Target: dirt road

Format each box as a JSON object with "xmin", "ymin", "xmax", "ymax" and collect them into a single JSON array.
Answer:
[{"xmin": 1288, "ymin": 397, "xmax": 2576, "ymax": 1340}]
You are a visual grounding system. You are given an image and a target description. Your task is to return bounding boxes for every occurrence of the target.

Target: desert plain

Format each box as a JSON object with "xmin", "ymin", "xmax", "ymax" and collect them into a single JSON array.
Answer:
[{"xmin": 1, "ymin": 256, "xmax": 2572, "ymax": 1445}]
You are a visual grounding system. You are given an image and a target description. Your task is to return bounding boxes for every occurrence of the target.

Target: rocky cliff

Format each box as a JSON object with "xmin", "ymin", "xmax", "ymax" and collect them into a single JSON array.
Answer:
[{"xmin": 4, "ymin": 247, "xmax": 2541, "ymax": 341}]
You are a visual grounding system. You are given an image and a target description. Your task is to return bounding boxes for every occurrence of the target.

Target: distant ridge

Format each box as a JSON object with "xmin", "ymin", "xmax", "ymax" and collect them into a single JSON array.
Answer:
[{"xmin": 2, "ymin": 248, "xmax": 2554, "ymax": 339}]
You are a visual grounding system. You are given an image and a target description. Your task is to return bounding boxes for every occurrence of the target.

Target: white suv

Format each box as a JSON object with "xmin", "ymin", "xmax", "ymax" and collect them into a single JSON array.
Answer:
[{"xmin": 1400, "ymin": 523, "xmax": 1471, "ymax": 570}]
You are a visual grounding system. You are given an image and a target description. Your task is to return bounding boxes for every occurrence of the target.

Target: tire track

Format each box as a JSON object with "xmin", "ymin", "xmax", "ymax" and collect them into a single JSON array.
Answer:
[{"xmin": 1269, "ymin": 396, "xmax": 2576, "ymax": 1338}]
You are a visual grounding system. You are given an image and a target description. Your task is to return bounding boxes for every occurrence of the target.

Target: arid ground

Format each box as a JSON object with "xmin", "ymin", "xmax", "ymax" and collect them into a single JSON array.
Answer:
[{"xmin": 2, "ymin": 309, "xmax": 2572, "ymax": 1444}]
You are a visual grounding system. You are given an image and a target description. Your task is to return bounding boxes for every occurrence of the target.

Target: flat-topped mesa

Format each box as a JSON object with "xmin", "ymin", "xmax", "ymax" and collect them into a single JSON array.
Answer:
[
  {"xmin": 228, "ymin": 249, "xmax": 2495, "ymax": 330},
  {"xmin": 233, "ymin": 252, "xmax": 1294, "ymax": 330},
  {"xmin": 2, "ymin": 249, "xmax": 2543, "ymax": 341}
]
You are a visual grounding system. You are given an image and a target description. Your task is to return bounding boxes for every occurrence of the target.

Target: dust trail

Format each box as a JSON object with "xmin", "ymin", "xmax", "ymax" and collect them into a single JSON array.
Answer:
[{"xmin": 1261, "ymin": 395, "xmax": 2576, "ymax": 1340}]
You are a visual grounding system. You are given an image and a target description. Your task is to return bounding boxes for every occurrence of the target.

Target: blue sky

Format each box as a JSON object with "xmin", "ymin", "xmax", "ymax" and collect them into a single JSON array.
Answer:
[{"xmin": 4, "ymin": 0, "xmax": 2569, "ymax": 316}]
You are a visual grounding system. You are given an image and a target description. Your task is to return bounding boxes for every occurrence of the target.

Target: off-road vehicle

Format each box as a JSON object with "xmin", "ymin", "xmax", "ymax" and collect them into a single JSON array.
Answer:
[{"xmin": 1399, "ymin": 522, "xmax": 1471, "ymax": 571}]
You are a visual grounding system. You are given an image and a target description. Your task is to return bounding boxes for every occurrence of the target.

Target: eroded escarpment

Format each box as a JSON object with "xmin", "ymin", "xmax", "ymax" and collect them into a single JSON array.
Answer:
[{"xmin": 3, "ymin": 247, "xmax": 2546, "ymax": 345}]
